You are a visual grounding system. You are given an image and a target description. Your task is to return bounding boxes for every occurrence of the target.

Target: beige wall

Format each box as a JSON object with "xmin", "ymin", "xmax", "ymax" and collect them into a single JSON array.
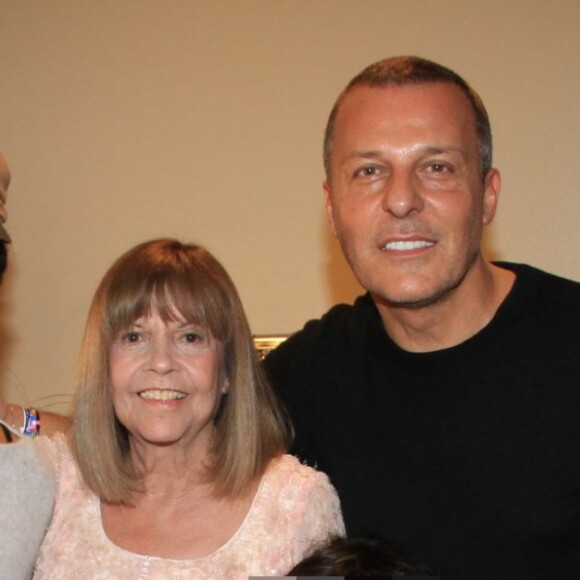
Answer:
[{"xmin": 1, "ymin": 0, "xmax": 579, "ymax": 413}]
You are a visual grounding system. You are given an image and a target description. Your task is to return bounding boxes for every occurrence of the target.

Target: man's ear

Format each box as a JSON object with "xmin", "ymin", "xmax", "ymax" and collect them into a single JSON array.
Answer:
[
  {"xmin": 482, "ymin": 168, "xmax": 501, "ymax": 225},
  {"xmin": 323, "ymin": 180, "xmax": 338, "ymax": 237}
]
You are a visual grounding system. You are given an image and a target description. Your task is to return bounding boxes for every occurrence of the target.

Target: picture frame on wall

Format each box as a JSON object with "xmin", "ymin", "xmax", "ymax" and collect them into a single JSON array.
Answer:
[{"xmin": 253, "ymin": 335, "xmax": 289, "ymax": 360}]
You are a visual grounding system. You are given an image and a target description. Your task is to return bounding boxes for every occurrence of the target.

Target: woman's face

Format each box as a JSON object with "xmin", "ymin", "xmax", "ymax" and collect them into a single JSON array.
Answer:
[{"xmin": 109, "ymin": 307, "xmax": 227, "ymax": 455}]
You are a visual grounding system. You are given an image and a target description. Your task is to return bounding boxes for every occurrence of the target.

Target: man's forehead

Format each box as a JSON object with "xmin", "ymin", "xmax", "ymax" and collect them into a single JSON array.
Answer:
[
  {"xmin": 333, "ymin": 83, "xmax": 478, "ymax": 152},
  {"xmin": 339, "ymin": 82, "xmax": 474, "ymax": 120}
]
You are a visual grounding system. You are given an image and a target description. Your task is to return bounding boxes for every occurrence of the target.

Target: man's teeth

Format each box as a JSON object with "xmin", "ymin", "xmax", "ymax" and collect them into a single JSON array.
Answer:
[
  {"xmin": 384, "ymin": 240, "xmax": 434, "ymax": 251},
  {"xmin": 139, "ymin": 390, "xmax": 187, "ymax": 401}
]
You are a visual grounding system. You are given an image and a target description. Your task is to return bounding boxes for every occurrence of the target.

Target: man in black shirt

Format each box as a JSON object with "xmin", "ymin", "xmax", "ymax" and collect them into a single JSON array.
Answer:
[{"xmin": 265, "ymin": 56, "xmax": 580, "ymax": 579}]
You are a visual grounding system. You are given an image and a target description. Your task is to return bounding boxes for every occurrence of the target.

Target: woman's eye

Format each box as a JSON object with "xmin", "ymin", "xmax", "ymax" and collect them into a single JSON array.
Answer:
[
  {"xmin": 177, "ymin": 329, "xmax": 215, "ymax": 353},
  {"xmin": 121, "ymin": 332, "xmax": 141, "ymax": 343},
  {"xmin": 181, "ymin": 331, "xmax": 210, "ymax": 346}
]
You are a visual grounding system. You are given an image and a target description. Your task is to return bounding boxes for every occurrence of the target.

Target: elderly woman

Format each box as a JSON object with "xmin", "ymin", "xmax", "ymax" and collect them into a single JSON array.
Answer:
[{"xmin": 33, "ymin": 238, "xmax": 344, "ymax": 579}]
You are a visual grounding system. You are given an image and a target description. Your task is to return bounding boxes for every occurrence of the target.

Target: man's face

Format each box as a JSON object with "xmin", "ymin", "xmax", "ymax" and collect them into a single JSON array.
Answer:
[{"xmin": 324, "ymin": 82, "xmax": 500, "ymax": 308}]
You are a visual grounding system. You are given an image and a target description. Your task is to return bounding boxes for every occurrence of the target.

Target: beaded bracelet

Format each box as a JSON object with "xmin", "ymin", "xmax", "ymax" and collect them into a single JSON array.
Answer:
[
  {"xmin": 21, "ymin": 407, "xmax": 41, "ymax": 438},
  {"xmin": 0, "ymin": 405, "xmax": 41, "ymax": 439}
]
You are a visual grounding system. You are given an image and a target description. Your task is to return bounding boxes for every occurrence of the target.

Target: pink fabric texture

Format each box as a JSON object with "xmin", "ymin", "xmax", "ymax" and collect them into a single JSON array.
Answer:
[{"xmin": 34, "ymin": 434, "xmax": 344, "ymax": 579}]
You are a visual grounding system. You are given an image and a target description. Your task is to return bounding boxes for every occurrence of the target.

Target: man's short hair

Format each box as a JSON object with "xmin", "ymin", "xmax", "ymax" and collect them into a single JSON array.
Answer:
[{"xmin": 323, "ymin": 55, "xmax": 492, "ymax": 182}]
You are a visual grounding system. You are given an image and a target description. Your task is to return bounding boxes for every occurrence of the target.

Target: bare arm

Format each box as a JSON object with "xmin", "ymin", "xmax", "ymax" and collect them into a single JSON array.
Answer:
[{"xmin": 0, "ymin": 397, "xmax": 71, "ymax": 440}]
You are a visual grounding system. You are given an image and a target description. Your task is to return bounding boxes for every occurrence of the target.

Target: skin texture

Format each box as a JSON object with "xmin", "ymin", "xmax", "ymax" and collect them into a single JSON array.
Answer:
[
  {"xmin": 109, "ymin": 308, "xmax": 227, "ymax": 466},
  {"xmin": 324, "ymin": 82, "xmax": 514, "ymax": 351},
  {"xmin": 103, "ymin": 309, "xmax": 263, "ymax": 560}
]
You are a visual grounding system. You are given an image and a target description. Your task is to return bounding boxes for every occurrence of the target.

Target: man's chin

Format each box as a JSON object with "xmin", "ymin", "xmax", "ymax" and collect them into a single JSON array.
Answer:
[
  {"xmin": 374, "ymin": 293, "xmax": 442, "ymax": 310},
  {"xmin": 370, "ymin": 281, "xmax": 458, "ymax": 311}
]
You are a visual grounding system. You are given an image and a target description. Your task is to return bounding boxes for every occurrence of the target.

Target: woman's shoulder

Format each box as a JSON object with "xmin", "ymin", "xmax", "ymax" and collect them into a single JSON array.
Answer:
[
  {"xmin": 268, "ymin": 453, "xmax": 328, "ymax": 479},
  {"xmin": 264, "ymin": 454, "xmax": 337, "ymax": 497},
  {"xmin": 36, "ymin": 431, "xmax": 71, "ymax": 465},
  {"xmin": 36, "ymin": 432, "xmax": 82, "ymax": 491},
  {"xmin": 255, "ymin": 454, "xmax": 345, "ymax": 542}
]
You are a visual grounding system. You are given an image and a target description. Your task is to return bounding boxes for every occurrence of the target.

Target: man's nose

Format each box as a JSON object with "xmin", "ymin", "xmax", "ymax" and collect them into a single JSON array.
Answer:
[{"xmin": 380, "ymin": 169, "xmax": 424, "ymax": 218}]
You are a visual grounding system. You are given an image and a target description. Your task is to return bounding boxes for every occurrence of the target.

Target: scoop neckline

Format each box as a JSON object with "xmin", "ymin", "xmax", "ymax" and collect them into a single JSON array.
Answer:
[{"xmin": 96, "ymin": 456, "xmax": 275, "ymax": 563}]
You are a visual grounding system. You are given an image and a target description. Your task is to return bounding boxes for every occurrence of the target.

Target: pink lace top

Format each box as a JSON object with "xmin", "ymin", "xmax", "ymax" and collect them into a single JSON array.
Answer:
[{"xmin": 34, "ymin": 434, "xmax": 344, "ymax": 579}]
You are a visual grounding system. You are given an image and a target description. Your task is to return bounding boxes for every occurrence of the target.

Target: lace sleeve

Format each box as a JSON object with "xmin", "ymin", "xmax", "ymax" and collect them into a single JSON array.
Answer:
[
  {"xmin": 35, "ymin": 432, "xmax": 65, "ymax": 482},
  {"xmin": 290, "ymin": 467, "xmax": 345, "ymax": 562}
]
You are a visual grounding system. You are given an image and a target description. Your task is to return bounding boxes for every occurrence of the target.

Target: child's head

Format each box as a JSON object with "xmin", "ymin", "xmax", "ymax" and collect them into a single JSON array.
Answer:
[{"xmin": 288, "ymin": 536, "xmax": 433, "ymax": 578}]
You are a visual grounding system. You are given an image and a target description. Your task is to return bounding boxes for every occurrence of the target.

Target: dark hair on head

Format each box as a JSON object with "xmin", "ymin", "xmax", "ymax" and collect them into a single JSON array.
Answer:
[
  {"xmin": 0, "ymin": 242, "xmax": 7, "ymax": 279},
  {"xmin": 323, "ymin": 55, "xmax": 492, "ymax": 183},
  {"xmin": 288, "ymin": 536, "xmax": 432, "ymax": 578},
  {"xmin": 71, "ymin": 238, "xmax": 291, "ymax": 504}
]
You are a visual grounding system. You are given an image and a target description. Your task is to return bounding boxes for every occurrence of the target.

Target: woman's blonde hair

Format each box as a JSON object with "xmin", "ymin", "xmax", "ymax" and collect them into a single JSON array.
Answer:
[{"xmin": 71, "ymin": 238, "xmax": 291, "ymax": 503}]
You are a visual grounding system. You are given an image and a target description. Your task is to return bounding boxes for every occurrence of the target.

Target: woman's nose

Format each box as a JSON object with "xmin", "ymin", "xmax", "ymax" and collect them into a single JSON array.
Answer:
[{"xmin": 148, "ymin": 338, "xmax": 177, "ymax": 374}]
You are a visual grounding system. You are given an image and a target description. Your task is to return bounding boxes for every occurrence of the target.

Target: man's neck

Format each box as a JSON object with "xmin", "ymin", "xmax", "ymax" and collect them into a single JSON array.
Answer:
[{"xmin": 374, "ymin": 260, "xmax": 516, "ymax": 353}]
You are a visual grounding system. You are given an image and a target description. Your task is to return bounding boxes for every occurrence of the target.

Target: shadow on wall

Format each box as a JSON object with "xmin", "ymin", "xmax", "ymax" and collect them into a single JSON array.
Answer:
[
  {"xmin": 482, "ymin": 222, "xmax": 504, "ymax": 264},
  {"xmin": 0, "ymin": 261, "xmax": 20, "ymax": 402},
  {"xmin": 0, "ymin": 259, "xmax": 73, "ymax": 412},
  {"xmin": 321, "ymin": 211, "xmax": 364, "ymax": 307}
]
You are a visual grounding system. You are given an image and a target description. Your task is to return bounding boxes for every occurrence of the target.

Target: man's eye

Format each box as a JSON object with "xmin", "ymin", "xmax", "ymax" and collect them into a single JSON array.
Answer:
[
  {"xmin": 355, "ymin": 166, "xmax": 379, "ymax": 178},
  {"xmin": 429, "ymin": 163, "xmax": 451, "ymax": 173}
]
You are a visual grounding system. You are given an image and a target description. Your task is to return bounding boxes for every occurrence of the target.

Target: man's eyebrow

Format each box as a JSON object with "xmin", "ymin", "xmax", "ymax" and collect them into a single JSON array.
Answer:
[
  {"xmin": 341, "ymin": 150, "xmax": 385, "ymax": 162},
  {"xmin": 422, "ymin": 145, "xmax": 465, "ymax": 156},
  {"xmin": 340, "ymin": 146, "xmax": 466, "ymax": 162}
]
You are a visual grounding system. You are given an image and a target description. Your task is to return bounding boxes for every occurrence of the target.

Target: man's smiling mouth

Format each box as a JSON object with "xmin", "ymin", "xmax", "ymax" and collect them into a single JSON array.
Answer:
[{"xmin": 382, "ymin": 240, "xmax": 434, "ymax": 251}]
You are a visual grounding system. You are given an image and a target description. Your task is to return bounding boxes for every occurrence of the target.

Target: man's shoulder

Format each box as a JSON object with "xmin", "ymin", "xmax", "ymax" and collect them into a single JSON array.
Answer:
[
  {"xmin": 264, "ymin": 294, "xmax": 378, "ymax": 382},
  {"xmin": 498, "ymin": 261, "xmax": 580, "ymax": 309},
  {"xmin": 266, "ymin": 293, "xmax": 374, "ymax": 364}
]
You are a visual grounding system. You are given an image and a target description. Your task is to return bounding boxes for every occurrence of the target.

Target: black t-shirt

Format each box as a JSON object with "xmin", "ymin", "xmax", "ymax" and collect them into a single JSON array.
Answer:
[{"xmin": 265, "ymin": 263, "xmax": 580, "ymax": 580}]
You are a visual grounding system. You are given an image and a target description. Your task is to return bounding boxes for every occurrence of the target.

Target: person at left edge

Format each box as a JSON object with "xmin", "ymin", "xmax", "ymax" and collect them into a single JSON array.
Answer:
[{"xmin": 0, "ymin": 150, "xmax": 56, "ymax": 580}]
